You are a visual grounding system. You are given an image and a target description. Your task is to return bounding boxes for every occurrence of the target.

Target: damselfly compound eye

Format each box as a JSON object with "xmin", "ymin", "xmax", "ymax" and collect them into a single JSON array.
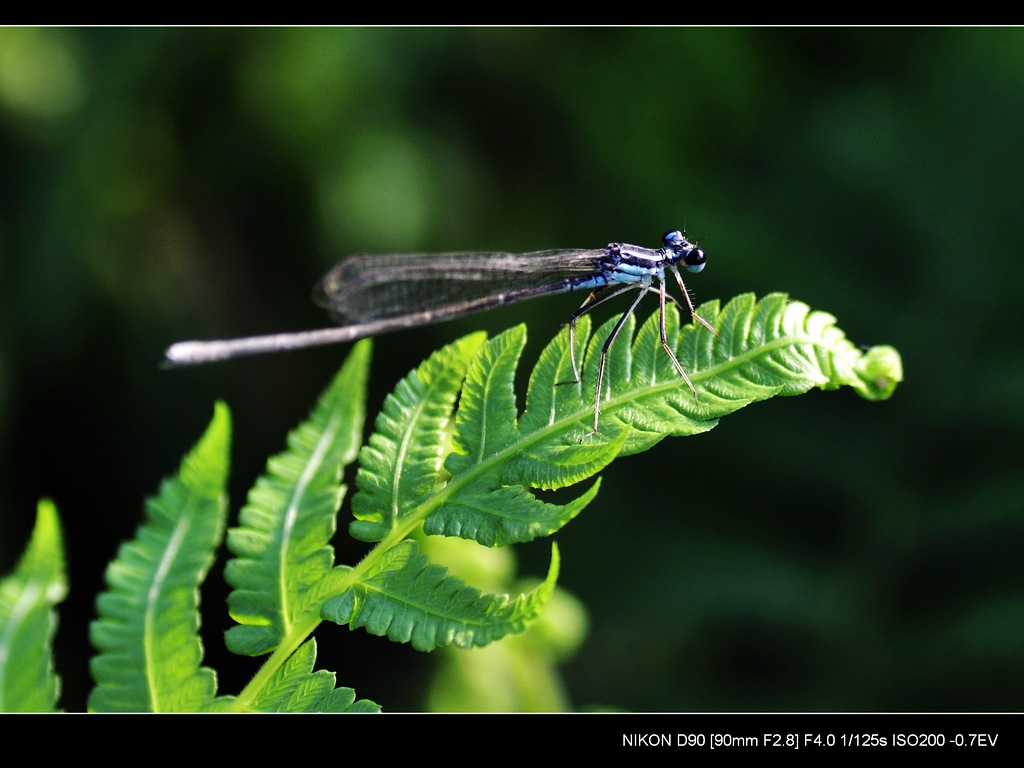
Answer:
[{"xmin": 684, "ymin": 247, "xmax": 706, "ymax": 273}]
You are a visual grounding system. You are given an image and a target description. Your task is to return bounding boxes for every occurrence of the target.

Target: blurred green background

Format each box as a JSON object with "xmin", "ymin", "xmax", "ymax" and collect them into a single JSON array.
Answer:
[{"xmin": 1, "ymin": 27, "xmax": 1021, "ymax": 712}]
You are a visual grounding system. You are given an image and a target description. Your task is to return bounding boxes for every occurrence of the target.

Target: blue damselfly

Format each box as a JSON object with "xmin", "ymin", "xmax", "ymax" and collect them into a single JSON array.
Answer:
[{"xmin": 165, "ymin": 230, "xmax": 715, "ymax": 434}]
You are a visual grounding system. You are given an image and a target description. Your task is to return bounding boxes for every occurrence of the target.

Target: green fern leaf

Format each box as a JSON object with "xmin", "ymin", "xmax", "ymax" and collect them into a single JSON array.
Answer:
[
  {"xmin": 224, "ymin": 341, "xmax": 371, "ymax": 656},
  {"xmin": 326, "ymin": 293, "xmax": 898, "ymax": 654},
  {"xmin": 0, "ymin": 499, "xmax": 67, "ymax": 712},
  {"xmin": 322, "ymin": 540, "xmax": 560, "ymax": 652},
  {"xmin": 247, "ymin": 638, "xmax": 379, "ymax": 712},
  {"xmin": 442, "ymin": 293, "xmax": 900, "ymax": 490},
  {"xmin": 314, "ymin": 292, "xmax": 899, "ymax": 658},
  {"xmin": 88, "ymin": 402, "xmax": 231, "ymax": 712},
  {"xmin": 375, "ymin": 293, "xmax": 898, "ymax": 550},
  {"xmin": 423, "ymin": 326, "xmax": 612, "ymax": 547},
  {"xmin": 349, "ymin": 332, "xmax": 485, "ymax": 543}
]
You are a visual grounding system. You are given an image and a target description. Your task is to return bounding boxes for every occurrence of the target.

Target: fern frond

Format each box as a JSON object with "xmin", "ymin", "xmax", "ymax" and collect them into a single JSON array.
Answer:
[
  {"xmin": 413, "ymin": 293, "xmax": 896, "ymax": 548},
  {"xmin": 88, "ymin": 403, "xmax": 231, "ymax": 712},
  {"xmin": 224, "ymin": 341, "xmax": 371, "ymax": 656},
  {"xmin": 322, "ymin": 540, "xmax": 560, "ymax": 652},
  {"xmin": 0, "ymin": 499, "xmax": 67, "ymax": 712},
  {"xmin": 323, "ymin": 293, "xmax": 899, "ymax": 654},
  {"xmin": 455, "ymin": 292, "xmax": 900, "ymax": 470}
]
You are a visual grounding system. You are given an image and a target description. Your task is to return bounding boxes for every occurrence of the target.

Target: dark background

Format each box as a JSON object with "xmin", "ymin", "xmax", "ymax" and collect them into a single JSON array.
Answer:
[{"xmin": 1, "ymin": 27, "xmax": 1021, "ymax": 712}]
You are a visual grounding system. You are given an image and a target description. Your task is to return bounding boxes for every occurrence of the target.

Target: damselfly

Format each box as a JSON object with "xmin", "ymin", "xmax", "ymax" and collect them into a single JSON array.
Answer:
[{"xmin": 165, "ymin": 229, "xmax": 716, "ymax": 434}]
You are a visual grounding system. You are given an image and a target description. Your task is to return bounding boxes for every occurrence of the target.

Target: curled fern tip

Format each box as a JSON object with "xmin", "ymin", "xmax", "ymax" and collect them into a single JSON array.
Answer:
[{"xmin": 854, "ymin": 345, "xmax": 903, "ymax": 401}]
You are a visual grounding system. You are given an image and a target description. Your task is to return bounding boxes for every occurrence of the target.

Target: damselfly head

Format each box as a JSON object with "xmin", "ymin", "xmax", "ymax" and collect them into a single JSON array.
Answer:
[
  {"xmin": 662, "ymin": 229, "xmax": 688, "ymax": 250},
  {"xmin": 663, "ymin": 229, "xmax": 706, "ymax": 273}
]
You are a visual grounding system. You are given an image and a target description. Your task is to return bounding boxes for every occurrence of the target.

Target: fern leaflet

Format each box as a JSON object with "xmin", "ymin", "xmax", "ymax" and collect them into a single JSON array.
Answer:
[
  {"xmin": 88, "ymin": 402, "xmax": 231, "ymax": 712},
  {"xmin": 224, "ymin": 341, "xmax": 371, "ymax": 657},
  {"xmin": 323, "ymin": 539, "xmax": 559, "ymax": 652},
  {"xmin": 246, "ymin": 638, "xmax": 380, "ymax": 712},
  {"xmin": 0, "ymin": 499, "xmax": 66, "ymax": 712}
]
